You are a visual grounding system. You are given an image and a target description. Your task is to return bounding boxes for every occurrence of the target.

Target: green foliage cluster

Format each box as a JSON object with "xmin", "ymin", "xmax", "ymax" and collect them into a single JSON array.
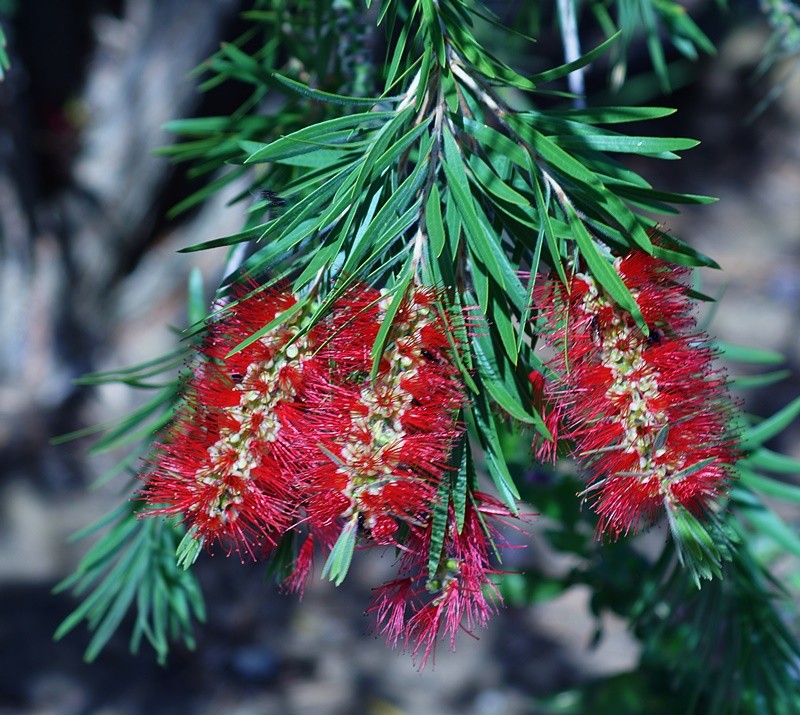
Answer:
[{"xmin": 55, "ymin": 2, "xmax": 800, "ymax": 712}]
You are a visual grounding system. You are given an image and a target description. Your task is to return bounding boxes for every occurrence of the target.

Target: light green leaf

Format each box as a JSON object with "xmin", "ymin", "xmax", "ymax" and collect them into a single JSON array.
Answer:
[
  {"xmin": 321, "ymin": 519, "xmax": 358, "ymax": 586},
  {"xmin": 187, "ymin": 268, "xmax": 205, "ymax": 328},
  {"xmin": 666, "ymin": 507, "xmax": 731, "ymax": 587},
  {"xmin": 553, "ymin": 134, "xmax": 698, "ymax": 157},
  {"xmin": 425, "ymin": 184, "xmax": 446, "ymax": 258}
]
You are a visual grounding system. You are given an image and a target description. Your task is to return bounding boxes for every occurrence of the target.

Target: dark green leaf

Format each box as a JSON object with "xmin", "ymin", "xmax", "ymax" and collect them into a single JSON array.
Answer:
[
  {"xmin": 739, "ymin": 468, "xmax": 800, "ymax": 503},
  {"xmin": 245, "ymin": 113, "xmax": 393, "ymax": 164},
  {"xmin": 543, "ymin": 106, "xmax": 677, "ymax": 124},
  {"xmin": 471, "ymin": 387, "xmax": 520, "ymax": 511},
  {"xmin": 738, "ymin": 500, "xmax": 800, "ymax": 558},
  {"xmin": 369, "ymin": 260, "xmax": 413, "ymax": 380},
  {"xmin": 715, "ymin": 342, "xmax": 786, "ymax": 365},
  {"xmin": 741, "ymin": 396, "xmax": 800, "ymax": 451},
  {"xmin": 566, "ymin": 206, "xmax": 646, "ymax": 331},
  {"xmin": 730, "ymin": 370, "xmax": 791, "ymax": 390},
  {"xmin": 531, "ymin": 32, "xmax": 621, "ymax": 85},
  {"xmin": 427, "ymin": 475, "xmax": 451, "ymax": 577},
  {"xmin": 269, "ymin": 70, "xmax": 399, "ymax": 106},
  {"xmin": 742, "ymin": 447, "xmax": 800, "ymax": 475}
]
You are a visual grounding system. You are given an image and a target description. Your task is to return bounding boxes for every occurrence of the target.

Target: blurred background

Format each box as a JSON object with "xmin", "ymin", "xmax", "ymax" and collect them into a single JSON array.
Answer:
[{"xmin": 1, "ymin": 1, "xmax": 800, "ymax": 714}]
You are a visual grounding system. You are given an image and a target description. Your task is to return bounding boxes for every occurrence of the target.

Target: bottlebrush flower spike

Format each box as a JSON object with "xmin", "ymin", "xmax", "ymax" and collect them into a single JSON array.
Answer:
[
  {"xmin": 300, "ymin": 285, "xmax": 466, "ymax": 551},
  {"xmin": 534, "ymin": 250, "xmax": 739, "ymax": 538},
  {"xmin": 141, "ymin": 288, "xmax": 322, "ymax": 558}
]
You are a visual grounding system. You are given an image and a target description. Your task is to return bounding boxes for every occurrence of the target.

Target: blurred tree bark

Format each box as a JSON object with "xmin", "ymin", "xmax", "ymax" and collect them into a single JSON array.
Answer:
[{"xmin": 0, "ymin": 0, "xmax": 241, "ymax": 488}]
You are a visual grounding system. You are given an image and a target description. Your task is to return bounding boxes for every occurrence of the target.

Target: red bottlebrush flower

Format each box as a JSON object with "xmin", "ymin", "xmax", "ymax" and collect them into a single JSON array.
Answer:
[
  {"xmin": 300, "ymin": 285, "xmax": 466, "ymax": 552},
  {"xmin": 369, "ymin": 492, "xmax": 510, "ymax": 667},
  {"xmin": 534, "ymin": 250, "xmax": 739, "ymax": 538},
  {"xmin": 137, "ymin": 277, "xmax": 523, "ymax": 661},
  {"xmin": 141, "ymin": 288, "xmax": 322, "ymax": 557}
]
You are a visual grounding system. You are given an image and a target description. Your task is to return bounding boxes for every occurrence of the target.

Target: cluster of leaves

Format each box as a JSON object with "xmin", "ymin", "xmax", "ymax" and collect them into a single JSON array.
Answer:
[
  {"xmin": 588, "ymin": 0, "xmax": 717, "ymax": 92},
  {"xmin": 750, "ymin": 0, "xmax": 800, "ymax": 117},
  {"xmin": 52, "ymin": 342, "xmax": 202, "ymax": 664},
  {"xmin": 56, "ymin": 1, "xmax": 800, "ymax": 711},
  {"xmin": 760, "ymin": 0, "xmax": 800, "ymax": 56}
]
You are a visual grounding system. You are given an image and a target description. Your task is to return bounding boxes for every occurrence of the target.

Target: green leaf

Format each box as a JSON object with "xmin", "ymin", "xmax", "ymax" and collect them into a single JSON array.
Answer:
[
  {"xmin": 714, "ymin": 342, "xmax": 786, "ymax": 365},
  {"xmin": 369, "ymin": 260, "xmax": 413, "ymax": 380},
  {"xmin": 441, "ymin": 148, "xmax": 503, "ymax": 293},
  {"xmin": 740, "ymin": 396, "xmax": 800, "ymax": 451},
  {"xmin": 469, "ymin": 155, "xmax": 530, "ymax": 207},
  {"xmin": 187, "ymin": 268, "xmax": 206, "ymax": 327},
  {"xmin": 427, "ymin": 474, "xmax": 451, "ymax": 577},
  {"xmin": 420, "ymin": 0, "xmax": 447, "ymax": 67},
  {"xmin": 737, "ymin": 499, "xmax": 800, "ymax": 559},
  {"xmin": 471, "ymin": 386, "xmax": 520, "ymax": 512},
  {"xmin": 463, "ymin": 119, "xmax": 529, "ymax": 169},
  {"xmin": 444, "ymin": 8, "xmax": 536, "ymax": 90},
  {"xmin": 739, "ymin": 468, "xmax": 800, "ymax": 503},
  {"xmin": 425, "ymin": 184, "xmax": 446, "ymax": 258},
  {"xmin": 666, "ymin": 507, "xmax": 732, "ymax": 587},
  {"xmin": 384, "ymin": 12, "xmax": 412, "ymax": 89},
  {"xmin": 531, "ymin": 32, "xmax": 621, "ymax": 85},
  {"xmin": 566, "ymin": 205, "xmax": 647, "ymax": 332},
  {"xmin": 244, "ymin": 113, "xmax": 393, "ymax": 164},
  {"xmin": 452, "ymin": 431, "xmax": 470, "ymax": 533},
  {"xmin": 268, "ymin": 70, "xmax": 399, "ymax": 106},
  {"xmin": 55, "ymin": 508, "xmax": 204, "ymax": 663},
  {"xmin": 730, "ymin": 370, "xmax": 791, "ymax": 390},
  {"xmin": 552, "ymin": 134, "xmax": 698, "ymax": 157},
  {"xmin": 543, "ymin": 106, "xmax": 677, "ymax": 124},
  {"xmin": 531, "ymin": 167, "xmax": 568, "ymax": 285},
  {"xmin": 0, "ymin": 23, "xmax": 9, "ymax": 80},
  {"xmin": 488, "ymin": 285, "xmax": 519, "ymax": 364},
  {"xmin": 368, "ymin": 119, "xmax": 430, "ymax": 180},
  {"xmin": 742, "ymin": 447, "xmax": 800, "ymax": 475},
  {"xmin": 176, "ymin": 528, "xmax": 204, "ymax": 570},
  {"xmin": 471, "ymin": 331, "xmax": 545, "ymax": 429},
  {"xmin": 514, "ymin": 120, "xmax": 601, "ymax": 187},
  {"xmin": 67, "ymin": 502, "xmax": 132, "ymax": 543},
  {"xmin": 441, "ymin": 130, "xmax": 530, "ymax": 317},
  {"xmin": 415, "ymin": 45, "xmax": 434, "ymax": 110},
  {"xmin": 321, "ymin": 519, "xmax": 358, "ymax": 586}
]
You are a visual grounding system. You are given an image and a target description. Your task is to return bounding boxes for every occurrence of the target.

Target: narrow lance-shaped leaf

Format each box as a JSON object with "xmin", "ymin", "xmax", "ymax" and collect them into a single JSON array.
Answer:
[{"xmin": 321, "ymin": 519, "xmax": 358, "ymax": 586}]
